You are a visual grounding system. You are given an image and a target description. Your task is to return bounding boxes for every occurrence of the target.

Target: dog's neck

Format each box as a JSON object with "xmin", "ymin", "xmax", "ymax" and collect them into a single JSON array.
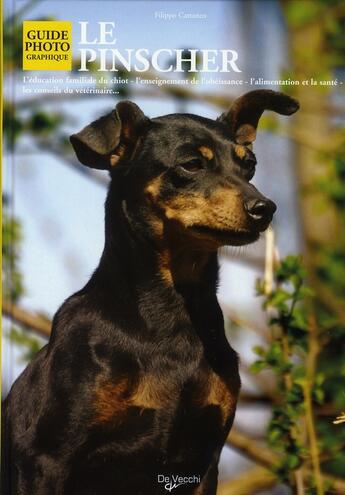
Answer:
[
  {"xmin": 87, "ymin": 188, "xmax": 223, "ymax": 341},
  {"xmin": 157, "ymin": 249, "xmax": 210, "ymax": 285}
]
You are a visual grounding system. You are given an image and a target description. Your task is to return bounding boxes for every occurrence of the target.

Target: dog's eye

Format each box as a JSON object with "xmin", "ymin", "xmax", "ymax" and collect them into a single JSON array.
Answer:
[{"xmin": 179, "ymin": 158, "xmax": 204, "ymax": 174}]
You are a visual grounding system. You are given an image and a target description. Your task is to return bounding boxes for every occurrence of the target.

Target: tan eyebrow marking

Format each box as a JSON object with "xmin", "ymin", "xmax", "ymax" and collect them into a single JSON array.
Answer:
[
  {"xmin": 110, "ymin": 155, "xmax": 120, "ymax": 166},
  {"xmin": 199, "ymin": 146, "xmax": 214, "ymax": 160},
  {"xmin": 145, "ymin": 176, "xmax": 162, "ymax": 199},
  {"xmin": 234, "ymin": 144, "xmax": 247, "ymax": 160}
]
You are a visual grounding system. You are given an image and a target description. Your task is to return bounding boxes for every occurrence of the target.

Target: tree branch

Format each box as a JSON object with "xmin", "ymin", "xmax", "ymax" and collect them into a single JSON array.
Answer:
[
  {"xmin": 222, "ymin": 303, "xmax": 268, "ymax": 338},
  {"xmin": 217, "ymin": 467, "xmax": 276, "ymax": 495},
  {"xmin": 227, "ymin": 428, "xmax": 276, "ymax": 468},
  {"xmin": 303, "ymin": 315, "xmax": 324, "ymax": 494},
  {"xmin": 238, "ymin": 392, "xmax": 271, "ymax": 404},
  {"xmin": 227, "ymin": 428, "xmax": 345, "ymax": 494},
  {"xmin": 2, "ymin": 300, "xmax": 51, "ymax": 338}
]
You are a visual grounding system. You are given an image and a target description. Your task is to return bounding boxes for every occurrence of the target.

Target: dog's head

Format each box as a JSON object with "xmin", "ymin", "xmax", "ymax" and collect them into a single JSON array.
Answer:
[{"xmin": 70, "ymin": 90, "xmax": 299, "ymax": 250}]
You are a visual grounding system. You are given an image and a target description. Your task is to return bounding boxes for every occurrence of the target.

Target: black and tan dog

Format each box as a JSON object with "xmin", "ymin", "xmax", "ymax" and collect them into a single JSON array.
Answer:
[{"xmin": 2, "ymin": 90, "xmax": 299, "ymax": 494}]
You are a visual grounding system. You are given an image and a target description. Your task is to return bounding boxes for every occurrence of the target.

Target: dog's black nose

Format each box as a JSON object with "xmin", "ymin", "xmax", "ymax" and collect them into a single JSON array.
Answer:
[{"xmin": 245, "ymin": 199, "xmax": 277, "ymax": 222}]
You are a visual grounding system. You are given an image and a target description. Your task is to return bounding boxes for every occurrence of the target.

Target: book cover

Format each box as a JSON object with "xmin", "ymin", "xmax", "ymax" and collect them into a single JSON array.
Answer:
[{"xmin": 2, "ymin": 1, "xmax": 345, "ymax": 494}]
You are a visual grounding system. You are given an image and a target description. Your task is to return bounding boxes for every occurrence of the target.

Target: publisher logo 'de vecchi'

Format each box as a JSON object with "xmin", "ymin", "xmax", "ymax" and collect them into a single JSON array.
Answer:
[{"xmin": 23, "ymin": 21, "xmax": 72, "ymax": 71}]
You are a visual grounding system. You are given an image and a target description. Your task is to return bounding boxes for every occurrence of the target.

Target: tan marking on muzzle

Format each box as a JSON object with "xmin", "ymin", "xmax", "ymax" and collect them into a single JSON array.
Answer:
[{"xmin": 164, "ymin": 187, "xmax": 247, "ymax": 234}]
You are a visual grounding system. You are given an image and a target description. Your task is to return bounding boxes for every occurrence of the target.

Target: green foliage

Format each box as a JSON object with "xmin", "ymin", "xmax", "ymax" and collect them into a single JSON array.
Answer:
[
  {"xmin": 3, "ymin": 18, "xmax": 23, "ymax": 70},
  {"xmin": 2, "ymin": 210, "xmax": 25, "ymax": 302},
  {"xmin": 312, "ymin": 148, "xmax": 345, "ymax": 478},
  {"xmin": 253, "ymin": 249, "xmax": 345, "ymax": 490},
  {"xmin": 3, "ymin": 104, "xmax": 24, "ymax": 150},
  {"xmin": 316, "ymin": 151, "xmax": 345, "ymax": 210},
  {"xmin": 2, "ymin": 204, "xmax": 43, "ymax": 363},
  {"xmin": 280, "ymin": 1, "xmax": 345, "ymax": 486},
  {"xmin": 3, "ymin": 107, "xmax": 65, "ymax": 149},
  {"xmin": 316, "ymin": 247, "xmax": 345, "ymax": 297},
  {"xmin": 284, "ymin": 0, "xmax": 344, "ymax": 31},
  {"xmin": 29, "ymin": 111, "xmax": 64, "ymax": 136},
  {"xmin": 284, "ymin": 1, "xmax": 324, "ymax": 28},
  {"xmin": 252, "ymin": 256, "xmax": 324, "ymax": 489}
]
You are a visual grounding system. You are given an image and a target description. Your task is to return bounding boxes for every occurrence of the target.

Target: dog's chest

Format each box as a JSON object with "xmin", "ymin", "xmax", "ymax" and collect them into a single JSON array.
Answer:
[{"xmin": 91, "ymin": 360, "xmax": 239, "ymax": 433}]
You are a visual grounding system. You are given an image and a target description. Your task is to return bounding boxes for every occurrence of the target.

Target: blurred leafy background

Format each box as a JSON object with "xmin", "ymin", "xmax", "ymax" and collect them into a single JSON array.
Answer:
[{"xmin": 2, "ymin": 1, "xmax": 345, "ymax": 494}]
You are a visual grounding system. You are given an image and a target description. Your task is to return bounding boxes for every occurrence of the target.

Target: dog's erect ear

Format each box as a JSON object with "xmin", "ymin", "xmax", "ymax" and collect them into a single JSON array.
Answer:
[
  {"xmin": 218, "ymin": 90, "xmax": 299, "ymax": 145},
  {"xmin": 70, "ymin": 101, "xmax": 148, "ymax": 170}
]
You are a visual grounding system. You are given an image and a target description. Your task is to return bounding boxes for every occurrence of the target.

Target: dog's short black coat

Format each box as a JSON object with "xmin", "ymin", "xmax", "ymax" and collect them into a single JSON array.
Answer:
[{"xmin": 2, "ymin": 90, "xmax": 298, "ymax": 495}]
